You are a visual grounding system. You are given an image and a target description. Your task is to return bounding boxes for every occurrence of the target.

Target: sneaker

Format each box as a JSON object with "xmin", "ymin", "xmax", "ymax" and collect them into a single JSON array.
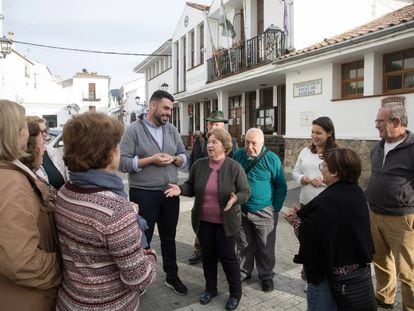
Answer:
[
  {"xmin": 165, "ymin": 277, "xmax": 188, "ymax": 295},
  {"xmin": 376, "ymin": 298, "xmax": 394, "ymax": 309},
  {"xmin": 188, "ymin": 251, "xmax": 202, "ymax": 265}
]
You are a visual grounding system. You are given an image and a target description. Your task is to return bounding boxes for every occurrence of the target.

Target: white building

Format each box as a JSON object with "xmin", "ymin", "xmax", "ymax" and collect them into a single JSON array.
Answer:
[
  {"xmin": 135, "ymin": 1, "xmax": 414, "ymax": 182},
  {"xmin": 133, "ymin": 40, "xmax": 174, "ymax": 124},
  {"xmin": 120, "ymin": 76, "xmax": 147, "ymax": 125},
  {"xmin": 58, "ymin": 69, "xmax": 111, "ymax": 121},
  {"xmin": 0, "ymin": 51, "xmax": 111, "ymax": 127}
]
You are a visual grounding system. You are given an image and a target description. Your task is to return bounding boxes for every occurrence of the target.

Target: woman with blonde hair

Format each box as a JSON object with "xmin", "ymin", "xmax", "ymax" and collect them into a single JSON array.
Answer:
[{"xmin": 0, "ymin": 100, "xmax": 61, "ymax": 310}]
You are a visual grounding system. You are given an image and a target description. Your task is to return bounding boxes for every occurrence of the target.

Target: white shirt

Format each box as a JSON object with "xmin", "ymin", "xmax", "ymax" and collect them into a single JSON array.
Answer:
[
  {"xmin": 383, "ymin": 137, "xmax": 405, "ymax": 165},
  {"xmin": 292, "ymin": 147, "xmax": 326, "ymax": 205}
]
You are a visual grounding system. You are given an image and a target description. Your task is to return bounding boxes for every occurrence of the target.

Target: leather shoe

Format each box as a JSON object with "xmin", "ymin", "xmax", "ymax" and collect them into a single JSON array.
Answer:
[
  {"xmin": 240, "ymin": 273, "xmax": 251, "ymax": 282},
  {"xmin": 199, "ymin": 290, "xmax": 217, "ymax": 305},
  {"xmin": 262, "ymin": 279, "xmax": 274, "ymax": 292},
  {"xmin": 376, "ymin": 298, "xmax": 394, "ymax": 309},
  {"xmin": 225, "ymin": 297, "xmax": 240, "ymax": 310},
  {"xmin": 188, "ymin": 251, "xmax": 201, "ymax": 264}
]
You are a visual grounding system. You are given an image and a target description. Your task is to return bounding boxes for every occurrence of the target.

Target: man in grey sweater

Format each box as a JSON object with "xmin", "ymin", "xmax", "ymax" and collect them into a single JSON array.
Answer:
[{"xmin": 119, "ymin": 90, "xmax": 188, "ymax": 295}]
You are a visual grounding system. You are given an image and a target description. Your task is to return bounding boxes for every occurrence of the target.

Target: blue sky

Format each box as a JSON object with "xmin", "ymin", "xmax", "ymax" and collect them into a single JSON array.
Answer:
[{"xmin": 3, "ymin": 0, "xmax": 209, "ymax": 88}]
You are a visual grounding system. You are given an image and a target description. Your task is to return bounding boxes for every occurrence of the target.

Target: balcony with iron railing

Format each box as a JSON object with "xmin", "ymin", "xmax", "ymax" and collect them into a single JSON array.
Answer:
[
  {"xmin": 207, "ymin": 26, "xmax": 287, "ymax": 82},
  {"xmin": 82, "ymin": 91, "xmax": 101, "ymax": 102}
]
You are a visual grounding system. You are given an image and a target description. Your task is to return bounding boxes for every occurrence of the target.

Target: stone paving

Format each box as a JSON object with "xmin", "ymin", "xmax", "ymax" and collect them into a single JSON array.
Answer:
[{"xmin": 137, "ymin": 172, "xmax": 404, "ymax": 311}]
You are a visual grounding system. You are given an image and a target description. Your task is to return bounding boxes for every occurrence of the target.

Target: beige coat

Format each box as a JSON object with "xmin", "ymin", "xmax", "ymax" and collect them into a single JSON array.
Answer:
[{"xmin": 0, "ymin": 160, "xmax": 61, "ymax": 311}]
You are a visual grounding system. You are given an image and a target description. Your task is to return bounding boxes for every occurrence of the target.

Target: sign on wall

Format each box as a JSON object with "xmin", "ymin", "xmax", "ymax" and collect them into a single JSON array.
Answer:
[
  {"xmin": 381, "ymin": 96, "xmax": 405, "ymax": 108},
  {"xmin": 293, "ymin": 79, "xmax": 322, "ymax": 98}
]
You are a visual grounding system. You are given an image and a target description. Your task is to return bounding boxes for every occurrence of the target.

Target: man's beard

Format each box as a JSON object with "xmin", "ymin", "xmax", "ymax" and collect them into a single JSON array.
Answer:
[{"xmin": 154, "ymin": 113, "xmax": 169, "ymax": 125}]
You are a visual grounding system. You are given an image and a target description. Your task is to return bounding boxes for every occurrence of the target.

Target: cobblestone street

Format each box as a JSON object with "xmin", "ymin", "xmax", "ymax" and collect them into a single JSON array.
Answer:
[{"xmin": 138, "ymin": 174, "xmax": 404, "ymax": 310}]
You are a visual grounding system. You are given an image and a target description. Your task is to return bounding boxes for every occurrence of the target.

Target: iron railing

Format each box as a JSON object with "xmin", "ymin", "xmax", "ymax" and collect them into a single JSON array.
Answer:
[{"xmin": 207, "ymin": 27, "xmax": 286, "ymax": 82}]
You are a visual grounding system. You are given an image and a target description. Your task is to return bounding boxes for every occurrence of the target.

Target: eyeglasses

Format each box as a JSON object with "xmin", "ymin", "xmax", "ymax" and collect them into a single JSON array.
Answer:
[
  {"xmin": 318, "ymin": 162, "xmax": 327, "ymax": 170},
  {"xmin": 40, "ymin": 129, "xmax": 48, "ymax": 135}
]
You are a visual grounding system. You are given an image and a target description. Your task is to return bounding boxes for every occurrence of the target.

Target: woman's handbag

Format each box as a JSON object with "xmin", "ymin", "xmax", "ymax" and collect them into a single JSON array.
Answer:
[{"xmin": 328, "ymin": 265, "xmax": 377, "ymax": 311}]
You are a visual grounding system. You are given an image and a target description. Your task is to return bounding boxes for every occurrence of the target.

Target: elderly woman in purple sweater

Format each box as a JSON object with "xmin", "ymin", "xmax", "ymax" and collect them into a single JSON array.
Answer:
[{"xmin": 165, "ymin": 128, "xmax": 250, "ymax": 310}]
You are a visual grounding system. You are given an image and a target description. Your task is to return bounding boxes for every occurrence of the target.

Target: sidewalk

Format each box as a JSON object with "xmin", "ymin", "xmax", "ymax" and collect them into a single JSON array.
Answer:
[{"xmin": 139, "ymin": 171, "xmax": 403, "ymax": 310}]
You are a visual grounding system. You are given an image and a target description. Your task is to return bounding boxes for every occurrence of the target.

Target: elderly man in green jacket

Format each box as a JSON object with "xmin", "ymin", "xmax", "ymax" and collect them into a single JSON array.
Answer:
[{"xmin": 234, "ymin": 128, "xmax": 287, "ymax": 292}]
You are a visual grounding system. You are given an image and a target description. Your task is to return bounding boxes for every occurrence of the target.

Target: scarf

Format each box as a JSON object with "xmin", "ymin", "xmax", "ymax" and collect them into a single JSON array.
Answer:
[
  {"xmin": 69, "ymin": 169, "xmax": 127, "ymax": 197},
  {"xmin": 69, "ymin": 169, "xmax": 150, "ymax": 248}
]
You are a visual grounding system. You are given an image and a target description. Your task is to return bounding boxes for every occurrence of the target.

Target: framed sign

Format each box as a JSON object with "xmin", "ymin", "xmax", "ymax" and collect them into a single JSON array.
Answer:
[
  {"xmin": 382, "ymin": 96, "xmax": 405, "ymax": 108},
  {"xmin": 293, "ymin": 79, "xmax": 322, "ymax": 98}
]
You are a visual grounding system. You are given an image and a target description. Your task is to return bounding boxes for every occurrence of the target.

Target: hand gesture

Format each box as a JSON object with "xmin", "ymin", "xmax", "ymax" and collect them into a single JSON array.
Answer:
[
  {"xmin": 144, "ymin": 248, "xmax": 157, "ymax": 258},
  {"xmin": 300, "ymin": 175, "xmax": 311, "ymax": 185},
  {"xmin": 224, "ymin": 192, "xmax": 237, "ymax": 212},
  {"xmin": 310, "ymin": 176, "xmax": 323, "ymax": 187},
  {"xmin": 152, "ymin": 153, "xmax": 174, "ymax": 166},
  {"xmin": 130, "ymin": 202, "xmax": 139, "ymax": 214},
  {"xmin": 283, "ymin": 204, "xmax": 300, "ymax": 225},
  {"xmin": 164, "ymin": 184, "xmax": 181, "ymax": 197}
]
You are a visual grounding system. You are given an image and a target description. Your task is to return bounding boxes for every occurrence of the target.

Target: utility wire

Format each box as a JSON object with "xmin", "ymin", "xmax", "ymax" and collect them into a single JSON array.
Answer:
[{"xmin": 12, "ymin": 40, "xmax": 171, "ymax": 57}]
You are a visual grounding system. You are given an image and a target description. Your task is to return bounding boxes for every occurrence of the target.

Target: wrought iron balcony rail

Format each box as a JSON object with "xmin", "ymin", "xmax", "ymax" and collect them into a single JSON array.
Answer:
[{"xmin": 207, "ymin": 28, "xmax": 286, "ymax": 82}]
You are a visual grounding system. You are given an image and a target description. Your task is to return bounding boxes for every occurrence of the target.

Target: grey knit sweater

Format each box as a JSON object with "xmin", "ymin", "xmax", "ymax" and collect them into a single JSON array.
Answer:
[{"xmin": 119, "ymin": 114, "xmax": 187, "ymax": 191}]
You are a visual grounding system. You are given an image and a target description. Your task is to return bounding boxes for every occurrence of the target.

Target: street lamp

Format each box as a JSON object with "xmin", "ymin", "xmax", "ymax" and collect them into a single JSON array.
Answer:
[
  {"xmin": 0, "ymin": 36, "xmax": 12, "ymax": 58},
  {"xmin": 160, "ymin": 82, "xmax": 169, "ymax": 92},
  {"xmin": 66, "ymin": 103, "xmax": 80, "ymax": 115}
]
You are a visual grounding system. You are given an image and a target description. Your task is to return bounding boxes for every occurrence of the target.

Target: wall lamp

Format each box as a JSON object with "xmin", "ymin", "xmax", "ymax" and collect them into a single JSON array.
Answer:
[{"xmin": 0, "ymin": 36, "xmax": 12, "ymax": 58}]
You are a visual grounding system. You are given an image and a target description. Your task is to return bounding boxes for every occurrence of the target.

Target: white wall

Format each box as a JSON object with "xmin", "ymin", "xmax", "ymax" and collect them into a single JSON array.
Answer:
[
  {"xmin": 285, "ymin": 63, "xmax": 414, "ymax": 141},
  {"xmin": 264, "ymin": 0, "xmax": 284, "ymax": 32},
  {"xmin": 120, "ymin": 76, "xmax": 146, "ymax": 124},
  {"xmin": 147, "ymin": 69, "xmax": 173, "ymax": 99},
  {"xmin": 71, "ymin": 76, "xmax": 110, "ymax": 112}
]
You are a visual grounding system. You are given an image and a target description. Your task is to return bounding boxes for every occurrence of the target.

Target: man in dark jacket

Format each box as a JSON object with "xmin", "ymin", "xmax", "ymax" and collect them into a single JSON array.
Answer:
[
  {"xmin": 365, "ymin": 103, "xmax": 414, "ymax": 310},
  {"xmin": 188, "ymin": 131, "xmax": 207, "ymax": 171}
]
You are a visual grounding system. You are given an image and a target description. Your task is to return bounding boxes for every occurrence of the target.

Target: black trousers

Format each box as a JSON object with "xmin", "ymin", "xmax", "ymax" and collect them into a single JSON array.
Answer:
[
  {"xmin": 198, "ymin": 221, "xmax": 242, "ymax": 299},
  {"xmin": 129, "ymin": 188, "xmax": 179, "ymax": 279}
]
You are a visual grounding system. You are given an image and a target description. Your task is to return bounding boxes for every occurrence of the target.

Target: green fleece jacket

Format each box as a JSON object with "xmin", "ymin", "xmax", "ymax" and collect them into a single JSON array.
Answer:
[{"xmin": 234, "ymin": 147, "xmax": 287, "ymax": 212}]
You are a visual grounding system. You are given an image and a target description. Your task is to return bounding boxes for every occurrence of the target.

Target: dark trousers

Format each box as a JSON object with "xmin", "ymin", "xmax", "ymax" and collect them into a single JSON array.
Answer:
[
  {"xmin": 198, "ymin": 221, "xmax": 242, "ymax": 299},
  {"xmin": 129, "ymin": 188, "xmax": 179, "ymax": 279}
]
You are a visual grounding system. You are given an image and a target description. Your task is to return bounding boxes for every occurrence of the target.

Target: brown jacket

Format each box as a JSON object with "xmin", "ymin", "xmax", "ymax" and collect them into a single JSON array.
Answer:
[{"xmin": 0, "ymin": 160, "xmax": 61, "ymax": 311}]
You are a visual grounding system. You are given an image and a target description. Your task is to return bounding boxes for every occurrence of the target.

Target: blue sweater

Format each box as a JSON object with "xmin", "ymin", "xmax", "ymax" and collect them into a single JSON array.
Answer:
[{"xmin": 234, "ymin": 147, "xmax": 287, "ymax": 212}]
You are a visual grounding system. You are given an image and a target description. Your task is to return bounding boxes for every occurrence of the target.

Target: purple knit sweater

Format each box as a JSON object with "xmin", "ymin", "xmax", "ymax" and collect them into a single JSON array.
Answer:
[{"xmin": 55, "ymin": 183, "xmax": 156, "ymax": 311}]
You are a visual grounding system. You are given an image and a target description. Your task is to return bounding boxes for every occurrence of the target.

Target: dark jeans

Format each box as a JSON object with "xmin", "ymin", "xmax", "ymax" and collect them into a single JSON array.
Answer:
[
  {"xmin": 198, "ymin": 221, "xmax": 241, "ymax": 299},
  {"xmin": 129, "ymin": 188, "xmax": 179, "ymax": 279}
]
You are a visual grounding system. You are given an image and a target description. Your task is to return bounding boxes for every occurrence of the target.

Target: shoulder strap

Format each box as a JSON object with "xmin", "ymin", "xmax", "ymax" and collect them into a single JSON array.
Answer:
[{"xmin": 245, "ymin": 148, "xmax": 270, "ymax": 174}]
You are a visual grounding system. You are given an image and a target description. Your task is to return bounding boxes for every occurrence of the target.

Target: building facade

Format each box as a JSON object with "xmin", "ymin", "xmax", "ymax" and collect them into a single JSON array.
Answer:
[{"xmin": 136, "ymin": 0, "xmax": 414, "ymax": 184}]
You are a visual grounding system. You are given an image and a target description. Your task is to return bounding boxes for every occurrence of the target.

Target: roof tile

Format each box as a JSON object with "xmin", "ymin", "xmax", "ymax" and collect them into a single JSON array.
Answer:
[{"xmin": 282, "ymin": 4, "xmax": 414, "ymax": 58}]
